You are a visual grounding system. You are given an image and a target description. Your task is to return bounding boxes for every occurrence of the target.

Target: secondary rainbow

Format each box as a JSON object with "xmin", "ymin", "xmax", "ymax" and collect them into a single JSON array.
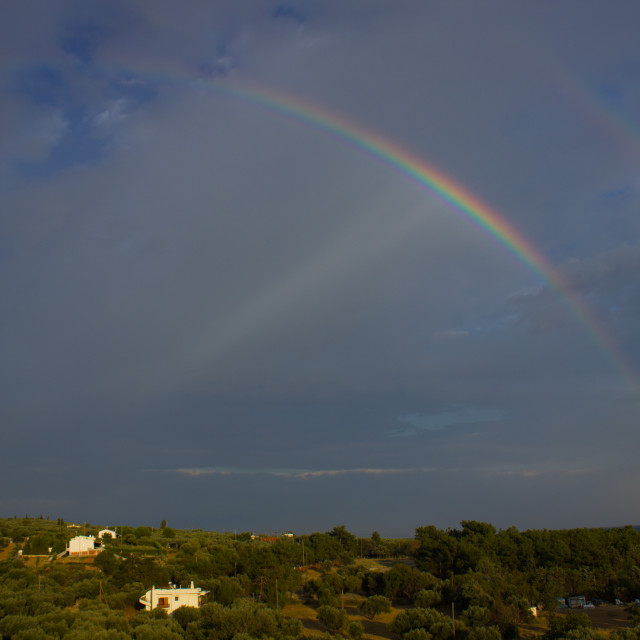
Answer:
[{"xmin": 190, "ymin": 79, "xmax": 639, "ymax": 398}]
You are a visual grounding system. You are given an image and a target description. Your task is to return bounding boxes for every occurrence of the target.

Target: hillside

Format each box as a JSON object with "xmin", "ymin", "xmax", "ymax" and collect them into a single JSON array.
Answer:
[{"xmin": 1, "ymin": 517, "xmax": 640, "ymax": 640}]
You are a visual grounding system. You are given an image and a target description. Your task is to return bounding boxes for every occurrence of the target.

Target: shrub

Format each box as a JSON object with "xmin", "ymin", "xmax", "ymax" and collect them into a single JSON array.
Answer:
[
  {"xmin": 359, "ymin": 595, "xmax": 392, "ymax": 620},
  {"xmin": 317, "ymin": 605, "xmax": 348, "ymax": 632}
]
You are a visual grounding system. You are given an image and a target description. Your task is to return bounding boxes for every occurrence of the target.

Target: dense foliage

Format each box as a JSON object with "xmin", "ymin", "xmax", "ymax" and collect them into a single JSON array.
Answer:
[{"xmin": 1, "ymin": 517, "xmax": 640, "ymax": 640}]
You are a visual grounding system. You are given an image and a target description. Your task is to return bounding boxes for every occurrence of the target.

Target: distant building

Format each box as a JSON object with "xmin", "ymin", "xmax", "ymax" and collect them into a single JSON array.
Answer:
[
  {"xmin": 139, "ymin": 582, "xmax": 208, "ymax": 614},
  {"xmin": 98, "ymin": 529, "xmax": 118, "ymax": 539},
  {"xmin": 67, "ymin": 535, "xmax": 102, "ymax": 556},
  {"xmin": 568, "ymin": 595, "xmax": 587, "ymax": 609},
  {"xmin": 250, "ymin": 534, "xmax": 278, "ymax": 543}
]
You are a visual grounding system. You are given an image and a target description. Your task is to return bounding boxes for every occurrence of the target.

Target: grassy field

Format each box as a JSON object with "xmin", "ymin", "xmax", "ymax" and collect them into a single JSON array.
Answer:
[
  {"xmin": 353, "ymin": 557, "xmax": 414, "ymax": 571},
  {"xmin": 567, "ymin": 607, "xmax": 630, "ymax": 632},
  {"xmin": 0, "ymin": 543, "xmax": 15, "ymax": 561}
]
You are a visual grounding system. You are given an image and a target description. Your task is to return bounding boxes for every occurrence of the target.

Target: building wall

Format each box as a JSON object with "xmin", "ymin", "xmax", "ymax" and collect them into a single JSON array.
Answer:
[
  {"xmin": 98, "ymin": 529, "xmax": 117, "ymax": 539},
  {"xmin": 140, "ymin": 586, "xmax": 206, "ymax": 614},
  {"xmin": 68, "ymin": 536, "xmax": 101, "ymax": 556}
]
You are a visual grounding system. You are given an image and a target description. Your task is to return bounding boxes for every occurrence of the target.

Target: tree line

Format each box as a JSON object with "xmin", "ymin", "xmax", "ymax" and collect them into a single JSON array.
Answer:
[{"xmin": 2, "ymin": 517, "xmax": 640, "ymax": 640}]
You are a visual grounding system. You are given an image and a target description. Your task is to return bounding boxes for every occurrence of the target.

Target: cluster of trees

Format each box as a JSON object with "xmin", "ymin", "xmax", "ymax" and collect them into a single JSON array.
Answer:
[
  {"xmin": 0, "ymin": 597, "xmax": 303, "ymax": 640},
  {"xmin": 2, "ymin": 517, "xmax": 640, "ymax": 640},
  {"xmin": 415, "ymin": 522, "xmax": 640, "ymax": 608}
]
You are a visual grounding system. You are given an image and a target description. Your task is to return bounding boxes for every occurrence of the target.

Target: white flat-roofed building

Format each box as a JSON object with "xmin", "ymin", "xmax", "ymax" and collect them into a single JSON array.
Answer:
[
  {"xmin": 67, "ymin": 535, "xmax": 102, "ymax": 556},
  {"xmin": 139, "ymin": 582, "xmax": 208, "ymax": 614}
]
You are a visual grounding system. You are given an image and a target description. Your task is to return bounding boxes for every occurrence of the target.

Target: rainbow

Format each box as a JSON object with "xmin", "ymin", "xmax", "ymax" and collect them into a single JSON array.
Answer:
[
  {"xmin": 87, "ymin": 63, "xmax": 638, "ymax": 399},
  {"xmin": 187, "ymin": 79, "xmax": 640, "ymax": 398}
]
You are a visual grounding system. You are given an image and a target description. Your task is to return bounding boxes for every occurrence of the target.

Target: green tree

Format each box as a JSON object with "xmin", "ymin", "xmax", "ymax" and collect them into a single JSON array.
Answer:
[
  {"xmin": 134, "ymin": 526, "xmax": 152, "ymax": 540},
  {"xmin": 390, "ymin": 608, "xmax": 446, "ymax": 636},
  {"xmin": 347, "ymin": 620, "xmax": 365, "ymax": 640},
  {"xmin": 415, "ymin": 588, "xmax": 442, "ymax": 608},
  {"xmin": 134, "ymin": 619, "xmax": 184, "ymax": 640},
  {"xmin": 385, "ymin": 565, "xmax": 436, "ymax": 601},
  {"xmin": 544, "ymin": 612, "xmax": 592, "ymax": 640},
  {"xmin": 317, "ymin": 605, "xmax": 348, "ymax": 633},
  {"xmin": 359, "ymin": 595, "xmax": 392, "ymax": 620},
  {"xmin": 172, "ymin": 605, "xmax": 201, "ymax": 629},
  {"xmin": 403, "ymin": 630, "xmax": 432, "ymax": 640},
  {"xmin": 462, "ymin": 605, "xmax": 491, "ymax": 626},
  {"xmin": 94, "ymin": 550, "xmax": 119, "ymax": 576},
  {"xmin": 328, "ymin": 526, "xmax": 359, "ymax": 557},
  {"xmin": 318, "ymin": 588, "xmax": 339, "ymax": 607},
  {"xmin": 468, "ymin": 627, "xmax": 502, "ymax": 640}
]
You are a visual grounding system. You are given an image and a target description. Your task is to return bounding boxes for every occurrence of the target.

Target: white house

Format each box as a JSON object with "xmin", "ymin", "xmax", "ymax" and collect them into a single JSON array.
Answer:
[
  {"xmin": 98, "ymin": 529, "xmax": 118, "ymax": 539},
  {"xmin": 67, "ymin": 535, "xmax": 102, "ymax": 556},
  {"xmin": 139, "ymin": 582, "xmax": 208, "ymax": 614}
]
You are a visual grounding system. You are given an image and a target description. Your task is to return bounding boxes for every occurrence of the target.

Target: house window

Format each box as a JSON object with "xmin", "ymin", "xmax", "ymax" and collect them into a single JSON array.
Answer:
[
  {"xmin": 175, "ymin": 597, "xmax": 179, "ymax": 601},
  {"xmin": 158, "ymin": 597, "xmax": 169, "ymax": 608}
]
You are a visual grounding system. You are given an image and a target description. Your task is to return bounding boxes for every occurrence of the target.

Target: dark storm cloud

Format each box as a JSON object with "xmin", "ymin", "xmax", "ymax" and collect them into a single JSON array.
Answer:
[{"xmin": 2, "ymin": 1, "xmax": 640, "ymax": 535}]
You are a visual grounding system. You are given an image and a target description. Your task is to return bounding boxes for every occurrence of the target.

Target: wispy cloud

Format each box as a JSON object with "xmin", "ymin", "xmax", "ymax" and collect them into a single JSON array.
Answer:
[
  {"xmin": 394, "ymin": 408, "xmax": 503, "ymax": 436},
  {"xmin": 476, "ymin": 464, "xmax": 597, "ymax": 479},
  {"xmin": 93, "ymin": 98, "xmax": 129, "ymax": 127},
  {"xmin": 169, "ymin": 466, "xmax": 434, "ymax": 479},
  {"xmin": 599, "ymin": 186, "xmax": 630, "ymax": 200}
]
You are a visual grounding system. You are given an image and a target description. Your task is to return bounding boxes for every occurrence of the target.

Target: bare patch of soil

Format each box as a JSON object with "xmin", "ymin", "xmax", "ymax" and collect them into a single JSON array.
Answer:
[{"xmin": 578, "ymin": 606, "xmax": 631, "ymax": 631}]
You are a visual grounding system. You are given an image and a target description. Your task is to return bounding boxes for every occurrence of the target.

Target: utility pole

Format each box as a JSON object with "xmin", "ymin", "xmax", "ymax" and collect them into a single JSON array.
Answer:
[
  {"xmin": 452, "ymin": 602, "xmax": 455, "ymax": 640},
  {"xmin": 100, "ymin": 580, "xmax": 109, "ymax": 608}
]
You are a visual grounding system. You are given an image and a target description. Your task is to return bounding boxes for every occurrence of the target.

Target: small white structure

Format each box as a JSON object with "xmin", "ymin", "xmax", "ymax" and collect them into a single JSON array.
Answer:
[
  {"xmin": 139, "ymin": 582, "xmax": 208, "ymax": 614},
  {"xmin": 67, "ymin": 535, "xmax": 102, "ymax": 557},
  {"xmin": 98, "ymin": 529, "xmax": 118, "ymax": 539}
]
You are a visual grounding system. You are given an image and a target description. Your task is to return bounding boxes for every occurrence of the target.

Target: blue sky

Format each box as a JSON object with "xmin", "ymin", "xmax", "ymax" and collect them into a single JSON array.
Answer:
[{"xmin": 2, "ymin": 1, "xmax": 640, "ymax": 536}]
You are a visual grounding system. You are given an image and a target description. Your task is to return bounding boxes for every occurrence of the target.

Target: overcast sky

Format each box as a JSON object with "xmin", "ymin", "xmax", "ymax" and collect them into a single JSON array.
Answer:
[{"xmin": 2, "ymin": 1, "xmax": 640, "ymax": 537}]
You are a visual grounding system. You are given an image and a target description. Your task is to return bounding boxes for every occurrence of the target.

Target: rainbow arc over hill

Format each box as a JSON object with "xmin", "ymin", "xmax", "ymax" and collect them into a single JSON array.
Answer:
[{"xmin": 165, "ymin": 74, "xmax": 640, "ymax": 399}]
